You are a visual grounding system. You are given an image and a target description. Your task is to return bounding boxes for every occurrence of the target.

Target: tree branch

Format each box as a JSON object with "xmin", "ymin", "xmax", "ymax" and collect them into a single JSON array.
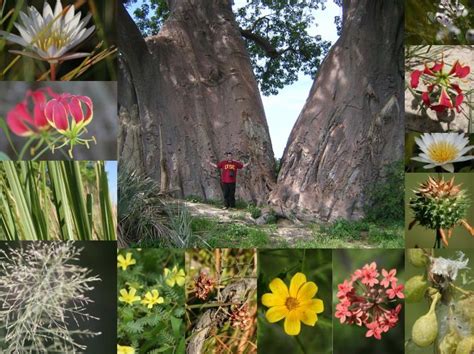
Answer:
[{"xmin": 239, "ymin": 28, "xmax": 279, "ymax": 58}]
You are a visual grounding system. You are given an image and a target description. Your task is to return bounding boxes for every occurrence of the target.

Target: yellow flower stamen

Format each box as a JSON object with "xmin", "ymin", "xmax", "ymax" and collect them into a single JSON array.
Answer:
[
  {"xmin": 427, "ymin": 141, "xmax": 459, "ymax": 163},
  {"xmin": 285, "ymin": 297, "xmax": 300, "ymax": 311}
]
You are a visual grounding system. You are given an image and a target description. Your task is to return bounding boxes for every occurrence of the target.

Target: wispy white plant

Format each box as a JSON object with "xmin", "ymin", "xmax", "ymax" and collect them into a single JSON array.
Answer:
[{"xmin": 0, "ymin": 242, "xmax": 101, "ymax": 353}]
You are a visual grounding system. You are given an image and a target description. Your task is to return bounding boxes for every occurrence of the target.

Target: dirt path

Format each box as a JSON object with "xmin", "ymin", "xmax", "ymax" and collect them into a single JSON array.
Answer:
[{"xmin": 183, "ymin": 201, "xmax": 374, "ymax": 247}]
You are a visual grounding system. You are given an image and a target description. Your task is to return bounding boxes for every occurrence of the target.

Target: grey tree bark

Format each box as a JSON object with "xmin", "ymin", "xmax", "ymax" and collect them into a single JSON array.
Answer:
[
  {"xmin": 118, "ymin": 0, "xmax": 276, "ymax": 204},
  {"xmin": 269, "ymin": 0, "xmax": 404, "ymax": 221}
]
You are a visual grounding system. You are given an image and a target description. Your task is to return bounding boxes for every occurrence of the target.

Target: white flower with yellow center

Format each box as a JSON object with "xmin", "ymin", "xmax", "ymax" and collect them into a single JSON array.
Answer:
[
  {"xmin": 411, "ymin": 132, "xmax": 474, "ymax": 172},
  {"xmin": 0, "ymin": 0, "xmax": 95, "ymax": 64}
]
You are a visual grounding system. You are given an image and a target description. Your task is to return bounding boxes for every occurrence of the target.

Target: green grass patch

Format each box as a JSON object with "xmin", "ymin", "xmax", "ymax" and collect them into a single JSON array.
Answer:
[{"xmin": 191, "ymin": 217, "xmax": 269, "ymax": 248}]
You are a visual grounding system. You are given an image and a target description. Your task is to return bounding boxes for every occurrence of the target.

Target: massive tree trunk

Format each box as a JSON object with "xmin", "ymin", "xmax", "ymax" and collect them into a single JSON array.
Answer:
[
  {"xmin": 118, "ymin": 0, "xmax": 276, "ymax": 204},
  {"xmin": 270, "ymin": 0, "xmax": 404, "ymax": 221}
]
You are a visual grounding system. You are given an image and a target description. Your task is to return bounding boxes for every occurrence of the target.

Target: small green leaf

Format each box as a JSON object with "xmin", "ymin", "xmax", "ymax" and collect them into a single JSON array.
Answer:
[{"xmin": 170, "ymin": 316, "xmax": 181, "ymax": 337}]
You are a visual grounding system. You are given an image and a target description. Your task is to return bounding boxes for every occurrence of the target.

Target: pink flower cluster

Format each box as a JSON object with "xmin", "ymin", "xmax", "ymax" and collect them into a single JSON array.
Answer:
[{"xmin": 335, "ymin": 262, "xmax": 404, "ymax": 340}]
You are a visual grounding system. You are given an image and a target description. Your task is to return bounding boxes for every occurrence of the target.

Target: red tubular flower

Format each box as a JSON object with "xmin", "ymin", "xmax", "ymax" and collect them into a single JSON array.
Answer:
[
  {"xmin": 6, "ymin": 88, "xmax": 58, "ymax": 136},
  {"xmin": 410, "ymin": 70, "xmax": 422, "ymax": 88},
  {"xmin": 409, "ymin": 58, "xmax": 470, "ymax": 114},
  {"xmin": 44, "ymin": 94, "xmax": 93, "ymax": 134},
  {"xmin": 335, "ymin": 262, "xmax": 403, "ymax": 340}
]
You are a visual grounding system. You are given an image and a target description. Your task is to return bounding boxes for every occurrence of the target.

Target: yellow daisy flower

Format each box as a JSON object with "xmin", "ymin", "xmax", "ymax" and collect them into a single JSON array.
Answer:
[
  {"xmin": 118, "ymin": 287, "xmax": 141, "ymax": 305},
  {"xmin": 141, "ymin": 289, "xmax": 164, "ymax": 309},
  {"xmin": 261, "ymin": 272, "xmax": 324, "ymax": 336},
  {"xmin": 117, "ymin": 253, "xmax": 136, "ymax": 271},
  {"xmin": 164, "ymin": 266, "xmax": 185, "ymax": 287},
  {"xmin": 117, "ymin": 344, "xmax": 135, "ymax": 354}
]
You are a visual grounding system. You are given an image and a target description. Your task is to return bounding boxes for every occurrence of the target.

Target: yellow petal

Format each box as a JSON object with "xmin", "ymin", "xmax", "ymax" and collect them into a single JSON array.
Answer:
[
  {"xmin": 166, "ymin": 278, "xmax": 174, "ymax": 287},
  {"xmin": 176, "ymin": 276, "xmax": 185, "ymax": 287},
  {"xmin": 284, "ymin": 311, "xmax": 301, "ymax": 336},
  {"xmin": 151, "ymin": 289, "xmax": 159, "ymax": 297},
  {"xmin": 265, "ymin": 305, "xmax": 288, "ymax": 323},
  {"xmin": 299, "ymin": 309, "xmax": 318, "ymax": 326},
  {"xmin": 129, "ymin": 287, "xmax": 137, "ymax": 296},
  {"xmin": 157, "ymin": 297, "xmax": 164, "ymax": 304},
  {"xmin": 296, "ymin": 281, "xmax": 317, "ymax": 301},
  {"xmin": 119, "ymin": 289, "xmax": 128, "ymax": 297},
  {"xmin": 262, "ymin": 293, "xmax": 286, "ymax": 307},
  {"xmin": 269, "ymin": 278, "xmax": 289, "ymax": 298},
  {"xmin": 164, "ymin": 268, "xmax": 170, "ymax": 276},
  {"xmin": 300, "ymin": 298, "xmax": 324, "ymax": 314},
  {"xmin": 289, "ymin": 272, "xmax": 307, "ymax": 298},
  {"xmin": 117, "ymin": 254, "xmax": 125, "ymax": 262}
]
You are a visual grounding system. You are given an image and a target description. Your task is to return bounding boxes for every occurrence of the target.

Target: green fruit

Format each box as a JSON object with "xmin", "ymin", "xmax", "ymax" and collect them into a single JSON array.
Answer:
[
  {"xmin": 456, "ymin": 336, "xmax": 474, "ymax": 354},
  {"xmin": 457, "ymin": 296, "xmax": 474, "ymax": 320},
  {"xmin": 405, "ymin": 275, "xmax": 428, "ymax": 303},
  {"xmin": 412, "ymin": 293, "xmax": 440, "ymax": 347},
  {"xmin": 407, "ymin": 249, "xmax": 428, "ymax": 267}
]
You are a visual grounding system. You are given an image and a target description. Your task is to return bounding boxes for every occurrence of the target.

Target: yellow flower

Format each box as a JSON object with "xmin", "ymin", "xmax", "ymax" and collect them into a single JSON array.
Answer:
[
  {"xmin": 117, "ymin": 344, "xmax": 135, "ymax": 354},
  {"xmin": 119, "ymin": 287, "xmax": 141, "ymax": 305},
  {"xmin": 261, "ymin": 272, "xmax": 324, "ymax": 336},
  {"xmin": 141, "ymin": 289, "xmax": 164, "ymax": 309},
  {"xmin": 117, "ymin": 252, "xmax": 136, "ymax": 271},
  {"xmin": 164, "ymin": 266, "xmax": 185, "ymax": 287}
]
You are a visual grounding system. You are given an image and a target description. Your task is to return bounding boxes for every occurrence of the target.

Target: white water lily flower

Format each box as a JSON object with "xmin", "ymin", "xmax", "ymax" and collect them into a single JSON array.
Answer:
[
  {"xmin": 411, "ymin": 132, "xmax": 474, "ymax": 172},
  {"xmin": 0, "ymin": 0, "xmax": 95, "ymax": 63}
]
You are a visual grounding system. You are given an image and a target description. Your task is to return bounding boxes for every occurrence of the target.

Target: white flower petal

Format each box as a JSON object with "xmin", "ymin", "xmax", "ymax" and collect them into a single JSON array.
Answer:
[
  {"xmin": 53, "ymin": 0, "xmax": 63, "ymax": 17},
  {"xmin": 0, "ymin": 31, "xmax": 29, "ymax": 46},
  {"xmin": 441, "ymin": 163, "xmax": 454, "ymax": 172},
  {"xmin": 423, "ymin": 163, "xmax": 437, "ymax": 169},
  {"xmin": 411, "ymin": 156, "xmax": 431, "ymax": 163}
]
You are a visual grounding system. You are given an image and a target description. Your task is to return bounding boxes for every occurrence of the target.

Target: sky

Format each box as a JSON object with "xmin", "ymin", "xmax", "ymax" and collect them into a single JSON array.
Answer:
[
  {"xmin": 128, "ymin": 1, "xmax": 341, "ymax": 158},
  {"xmin": 105, "ymin": 161, "xmax": 117, "ymax": 204}
]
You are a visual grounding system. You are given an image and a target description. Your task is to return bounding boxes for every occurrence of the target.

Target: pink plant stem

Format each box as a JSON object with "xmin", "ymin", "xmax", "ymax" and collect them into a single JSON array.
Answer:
[{"xmin": 50, "ymin": 63, "xmax": 57, "ymax": 81}]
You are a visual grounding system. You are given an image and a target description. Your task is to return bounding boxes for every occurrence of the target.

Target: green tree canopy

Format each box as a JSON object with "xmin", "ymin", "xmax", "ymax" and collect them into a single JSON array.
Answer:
[{"xmin": 124, "ymin": 0, "xmax": 339, "ymax": 95}]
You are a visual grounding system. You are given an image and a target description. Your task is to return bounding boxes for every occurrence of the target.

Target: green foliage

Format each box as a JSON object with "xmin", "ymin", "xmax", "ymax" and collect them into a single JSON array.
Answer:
[
  {"xmin": 191, "ymin": 217, "xmax": 270, "ymax": 248},
  {"xmin": 117, "ymin": 249, "xmax": 185, "ymax": 353},
  {"xmin": 0, "ymin": 161, "xmax": 115, "ymax": 240},
  {"xmin": 248, "ymin": 204, "xmax": 262, "ymax": 219},
  {"xmin": 364, "ymin": 160, "xmax": 404, "ymax": 224},
  {"xmin": 125, "ymin": 0, "xmax": 334, "ymax": 95}
]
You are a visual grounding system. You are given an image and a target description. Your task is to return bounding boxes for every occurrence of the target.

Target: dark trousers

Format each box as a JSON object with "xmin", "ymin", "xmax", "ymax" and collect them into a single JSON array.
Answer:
[{"xmin": 221, "ymin": 182, "xmax": 236, "ymax": 207}]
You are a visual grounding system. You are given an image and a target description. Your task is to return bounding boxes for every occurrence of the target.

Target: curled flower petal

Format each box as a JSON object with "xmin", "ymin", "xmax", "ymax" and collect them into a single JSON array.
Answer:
[{"xmin": 410, "ymin": 70, "xmax": 422, "ymax": 88}]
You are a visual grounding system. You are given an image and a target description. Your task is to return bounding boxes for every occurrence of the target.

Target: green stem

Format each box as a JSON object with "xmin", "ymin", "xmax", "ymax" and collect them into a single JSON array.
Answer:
[
  {"xmin": 294, "ymin": 335, "xmax": 306, "ymax": 354},
  {"xmin": 18, "ymin": 136, "xmax": 38, "ymax": 160},
  {"xmin": 301, "ymin": 249, "xmax": 306, "ymax": 273}
]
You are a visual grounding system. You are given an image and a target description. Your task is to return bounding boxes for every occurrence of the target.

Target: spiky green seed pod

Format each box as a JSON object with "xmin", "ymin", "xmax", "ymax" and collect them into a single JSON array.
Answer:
[{"xmin": 410, "ymin": 190, "xmax": 469, "ymax": 230}]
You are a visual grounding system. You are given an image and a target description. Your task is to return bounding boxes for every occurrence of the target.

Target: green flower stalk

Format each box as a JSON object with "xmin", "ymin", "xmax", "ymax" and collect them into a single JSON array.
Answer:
[{"xmin": 0, "ymin": 242, "xmax": 101, "ymax": 352}]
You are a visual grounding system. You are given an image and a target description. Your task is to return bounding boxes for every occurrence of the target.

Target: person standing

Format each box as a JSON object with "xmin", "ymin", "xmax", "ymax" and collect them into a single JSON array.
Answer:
[{"xmin": 208, "ymin": 152, "xmax": 250, "ymax": 209}]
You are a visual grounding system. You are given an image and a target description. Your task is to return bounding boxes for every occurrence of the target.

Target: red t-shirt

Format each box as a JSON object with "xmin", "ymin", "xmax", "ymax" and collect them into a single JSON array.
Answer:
[{"xmin": 217, "ymin": 160, "xmax": 243, "ymax": 183}]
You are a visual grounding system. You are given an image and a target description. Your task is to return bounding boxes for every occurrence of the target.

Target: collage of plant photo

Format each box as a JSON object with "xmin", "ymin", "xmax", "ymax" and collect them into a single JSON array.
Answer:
[{"xmin": 1, "ymin": 0, "xmax": 474, "ymax": 353}]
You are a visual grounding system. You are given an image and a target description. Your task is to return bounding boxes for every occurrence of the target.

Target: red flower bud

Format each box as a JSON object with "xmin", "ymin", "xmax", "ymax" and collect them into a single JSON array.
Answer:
[
  {"xmin": 6, "ymin": 88, "xmax": 58, "ymax": 136},
  {"xmin": 44, "ymin": 94, "xmax": 93, "ymax": 134}
]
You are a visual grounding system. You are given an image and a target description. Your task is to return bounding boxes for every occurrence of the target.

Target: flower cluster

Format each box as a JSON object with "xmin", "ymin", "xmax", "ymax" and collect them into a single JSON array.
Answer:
[
  {"xmin": 433, "ymin": 0, "xmax": 472, "ymax": 43},
  {"xmin": 335, "ymin": 262, "xmax": 403, "ymax": 340},
  {"xmin": 261, "ymin": 272, "xmax": 324, "ymax": 336},
  {"xmin": 0, "ymin": 242, "xmax": 101, "ymax": 352},
  {"xmin": 6, "ymin": 88, "xmax": 95, "ymax": 158},
  {"xmin": 194, "ymin": 271, "xmax": 216, "ymax": 300},
  {"xmin": 410, "ymin": 58, "xmax": 470, "ymax": 115},
  {"xmin": 411, "ymin": 132, "xmax": 474, "ymax": 172}
]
